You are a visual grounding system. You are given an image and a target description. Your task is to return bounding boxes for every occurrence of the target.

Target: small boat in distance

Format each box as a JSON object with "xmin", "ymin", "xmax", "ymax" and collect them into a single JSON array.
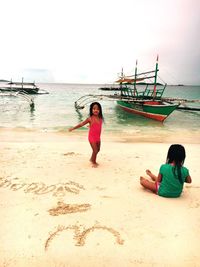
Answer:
[{"xmin": 0, "ymin": 78, "xmax": 48, "ymax": 94}]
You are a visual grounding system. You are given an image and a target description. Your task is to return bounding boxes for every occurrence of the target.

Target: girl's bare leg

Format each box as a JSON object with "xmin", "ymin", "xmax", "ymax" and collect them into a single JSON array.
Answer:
[
  {"xmin": 89, "ymin": 142, "xmax": 100, "ymax": 167},
  {"xmin": 146, "ymin": 169, "xmax": 157, "ymax": 181},
  {"xmin": 140, "ymin": 176, "xmax": 157, "ymax": 193}
]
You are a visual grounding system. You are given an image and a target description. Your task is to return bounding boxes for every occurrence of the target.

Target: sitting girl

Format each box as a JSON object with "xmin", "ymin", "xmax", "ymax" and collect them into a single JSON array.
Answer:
[{"xmin": 140, "ymin": 144, "xmax": 192, "ymax": 197}]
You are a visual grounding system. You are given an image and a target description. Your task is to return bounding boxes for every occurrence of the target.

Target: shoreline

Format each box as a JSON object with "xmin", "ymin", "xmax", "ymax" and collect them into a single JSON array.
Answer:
[
  {"xmin": 0, "ymin": 128, "xmax": 200, "ymax": 266},
  {"xmin": 0, "ymin": 127, "xmax": 199, "ymax": 144}
]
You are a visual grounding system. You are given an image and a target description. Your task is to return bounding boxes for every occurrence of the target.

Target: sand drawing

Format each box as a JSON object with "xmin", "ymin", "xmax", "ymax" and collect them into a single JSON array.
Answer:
[
  {"xmin": 53, "ymin": 183, "xmax": 81, "ymax": 196},
  {"xmin": 77, "ymin": 225, "xmax": 124, "ymax": 246},
  {"xmin": 48, "ymin": 201, "xmax": 91, "ymax": 216},
  {"xmin": 45, "ymin": 223, "xmax": 124, "ymax": 251},
  {"xmin": 10, "ymin": 182, "xmax": 26, "ymax": 191},
  {"xmin": 24, "ymin": 182, "xmax": 45, "ymax": 193},
  {"xmin": 0, "ymin": 177, "xmax": 85, "ymax": 196},
  {"xmin": 0, "ymin": 177, "xmax": 11, "ymax": 188}
]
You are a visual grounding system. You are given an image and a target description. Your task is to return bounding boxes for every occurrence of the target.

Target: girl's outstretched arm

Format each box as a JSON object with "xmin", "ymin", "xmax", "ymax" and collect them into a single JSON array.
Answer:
[{"xmin": 69, "ymin": 118, "xmax": 90, "ymax": 132}]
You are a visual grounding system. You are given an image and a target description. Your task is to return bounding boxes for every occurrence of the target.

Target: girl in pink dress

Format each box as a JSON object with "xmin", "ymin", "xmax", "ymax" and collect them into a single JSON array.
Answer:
[{"xmin": 69, "ymin": 102, "xmax": 103, "ymax": 167}]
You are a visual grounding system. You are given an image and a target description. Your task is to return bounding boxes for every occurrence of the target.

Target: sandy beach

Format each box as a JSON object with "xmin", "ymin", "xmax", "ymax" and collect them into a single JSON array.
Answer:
[{"xmin": 0, "ymin": 128, "xmax": 200, "ymax": 267}]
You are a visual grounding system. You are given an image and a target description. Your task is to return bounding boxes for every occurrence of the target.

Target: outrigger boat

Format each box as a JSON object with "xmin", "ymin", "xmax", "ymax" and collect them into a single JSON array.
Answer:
[
  {"xmin": 0, "ymin": 78, "xmax": 48, "ymax": 111},
  {"xmin": 0, "ymin": 78, "xmax": 48, "ymax": 95},
  {"xmin": 114, "ymin": 56, "xmax": 179, "ymax": 122},
  {"xmin": 75, "ymin": 56, "xmax": 180, "ymax": 122}
]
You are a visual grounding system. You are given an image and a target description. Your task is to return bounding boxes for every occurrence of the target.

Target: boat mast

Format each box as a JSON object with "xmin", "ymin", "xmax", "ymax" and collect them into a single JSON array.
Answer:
[
  {"xmin": 153, "ymin": 55, "xmax": 159, "ymax": 98},
  {"xmin": 133, "ymin": 60, "xmax": 137, "ymax": 96},
  {"xmin": 120, "ymin": 67, "xmax": 123, "ymax": 92}
]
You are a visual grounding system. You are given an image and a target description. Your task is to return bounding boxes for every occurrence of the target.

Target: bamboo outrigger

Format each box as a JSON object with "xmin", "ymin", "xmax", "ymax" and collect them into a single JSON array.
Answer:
[{"xmin": 0, "ymin": 90, "xmax": 35, "ymax": 111}]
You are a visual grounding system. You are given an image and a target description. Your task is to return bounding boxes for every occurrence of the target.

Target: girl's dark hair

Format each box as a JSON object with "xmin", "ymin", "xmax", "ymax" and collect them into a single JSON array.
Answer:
[
  {"xmin": 89, "ymin": 102, "xmax": 103, "ymax": 119},
  {"xmin": 166, "ymin": 144, "xmax": 186, "ymax": 184}
]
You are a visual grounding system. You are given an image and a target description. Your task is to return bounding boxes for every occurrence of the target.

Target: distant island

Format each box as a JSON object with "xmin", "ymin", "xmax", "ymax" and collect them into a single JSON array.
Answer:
[{"xmin": 0, "ymin": 79, "xmax": 10, "ymax": 82}]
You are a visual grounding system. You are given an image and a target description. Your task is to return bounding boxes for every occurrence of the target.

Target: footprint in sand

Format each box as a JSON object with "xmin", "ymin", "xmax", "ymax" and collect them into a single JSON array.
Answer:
[{"xmin": 63, "ymin": 152, "xmax": 79, "ymax": 156}]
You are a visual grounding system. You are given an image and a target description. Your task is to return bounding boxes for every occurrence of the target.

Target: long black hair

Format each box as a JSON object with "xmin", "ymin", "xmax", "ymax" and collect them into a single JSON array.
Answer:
[
  {"xmin": 166, "ymin": 144, "xmax": 186, "ymax": 184},
  {"xmin": 89, "ymin": 102, "xmax": 103, "ymax": 119}
]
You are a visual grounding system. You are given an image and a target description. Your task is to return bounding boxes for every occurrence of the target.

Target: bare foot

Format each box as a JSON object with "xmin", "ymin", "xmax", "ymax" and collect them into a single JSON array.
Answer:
[
  {"xmin": 92, "ymin": 163, "xmax": 98, "ymax": 168},
  {"xmin": 140, "ymin": 176, "xmax": 146, "ymax": 183},
  {"xmin": 90, "ymin": 160, "xmax": 99, "ymax": 167}
]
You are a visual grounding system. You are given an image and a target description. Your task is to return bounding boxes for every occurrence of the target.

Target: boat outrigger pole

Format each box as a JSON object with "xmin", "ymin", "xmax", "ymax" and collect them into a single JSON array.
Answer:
[
  {"xmin": 153, "ymin": 55, "xmax": 159, "ymax": 98},
  {"xmin": 120, "ymin": 67, "xmax": 124, "ymax": 92}
]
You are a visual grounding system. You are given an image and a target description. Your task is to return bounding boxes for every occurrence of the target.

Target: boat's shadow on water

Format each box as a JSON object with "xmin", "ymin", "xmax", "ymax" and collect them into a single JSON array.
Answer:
[{"xmin": 30, "ymin": 106, "xmax": 35, "ymax": 121}]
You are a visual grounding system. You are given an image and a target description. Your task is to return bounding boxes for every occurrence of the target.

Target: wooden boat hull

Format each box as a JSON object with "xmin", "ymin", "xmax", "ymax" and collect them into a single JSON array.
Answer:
[{"xmin": 117, "ymin": 100, "xmax": 179, "ymax": 122}]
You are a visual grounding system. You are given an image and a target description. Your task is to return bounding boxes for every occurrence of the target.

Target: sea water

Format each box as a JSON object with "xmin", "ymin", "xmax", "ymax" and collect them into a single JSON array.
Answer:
[{"xmin": 0, "ymin": 83, "xmax": 200, "ymax": 138}]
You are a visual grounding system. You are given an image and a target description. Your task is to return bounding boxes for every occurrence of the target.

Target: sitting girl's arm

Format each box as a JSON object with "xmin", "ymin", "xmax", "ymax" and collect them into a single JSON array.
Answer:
[
  {"xmin": 185, "ymin": 175, "xmax": 192, "ymax": 183},
  {"xmin": 69, "ymin": 118, "xmax": 90, "ymax": 132},
  {"xmin": 146, "ymin": 169, "xmax": 162, "ymax": 182},
  {"xmin": 157, "ymin": 173, "xmax": 162, "ymax": 183}
]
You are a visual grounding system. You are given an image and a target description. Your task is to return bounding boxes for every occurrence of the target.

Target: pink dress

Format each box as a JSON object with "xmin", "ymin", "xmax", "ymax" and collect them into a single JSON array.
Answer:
[{"xmin": 88, "ymin": 118, "xmax": 102, "ymax": 143}]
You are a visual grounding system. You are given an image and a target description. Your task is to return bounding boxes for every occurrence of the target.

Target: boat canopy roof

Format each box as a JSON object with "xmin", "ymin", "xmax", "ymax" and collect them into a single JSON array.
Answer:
[
  {"xmin": 116, "ymin": 68, "xmax": 158, "ymax": 84},
  {"xmin": 8, "ymin": 82, "xmax": 36, "ymax": 86},
  {"xmin": 116, "ymin": 77, "xmax": 144, "ymax": 83}
]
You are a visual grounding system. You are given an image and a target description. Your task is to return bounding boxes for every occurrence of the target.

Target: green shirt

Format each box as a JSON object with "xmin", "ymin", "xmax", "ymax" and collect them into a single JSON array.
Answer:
[{"xmin": 158, "ymin": 164, "xmax": 189, "ymax": 198}]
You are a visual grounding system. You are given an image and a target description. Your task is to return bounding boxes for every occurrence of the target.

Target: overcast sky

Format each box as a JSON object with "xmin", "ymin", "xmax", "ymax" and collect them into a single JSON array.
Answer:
[{"xmin": 0, "ymin": 0, "xmax": 200, "ymax": 84}]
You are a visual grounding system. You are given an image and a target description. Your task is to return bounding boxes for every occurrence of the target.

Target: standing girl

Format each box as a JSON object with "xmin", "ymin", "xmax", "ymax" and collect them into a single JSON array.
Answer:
[
  {"xmin": 140, "ymin": 144, "xmax": 192, "ymax": 197},
  {"xmin": 69, "ymin": 102, "xmax": 103, "ymax": 167}
]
